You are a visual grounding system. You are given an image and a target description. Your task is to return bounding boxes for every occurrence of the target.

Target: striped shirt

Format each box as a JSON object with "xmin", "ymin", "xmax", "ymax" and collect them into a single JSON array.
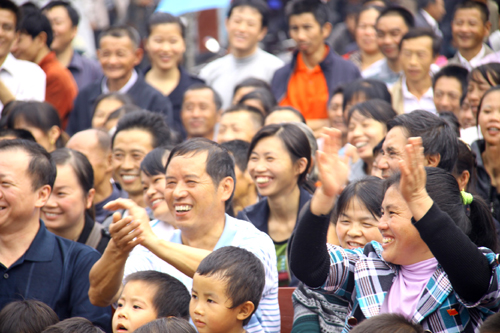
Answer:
[{"xmin": 124, "ymin": 215, "xmax": 280, "ymax": 333}]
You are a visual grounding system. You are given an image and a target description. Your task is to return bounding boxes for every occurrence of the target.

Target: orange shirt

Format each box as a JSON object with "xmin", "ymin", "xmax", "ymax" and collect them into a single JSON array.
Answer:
[
  {"xmin": 279, "ymin": 47, "xmax": 330, "ymax": 120},
  {"xmin": 39, "ymin": 51, "xmax": 78, "ymax": 129}
]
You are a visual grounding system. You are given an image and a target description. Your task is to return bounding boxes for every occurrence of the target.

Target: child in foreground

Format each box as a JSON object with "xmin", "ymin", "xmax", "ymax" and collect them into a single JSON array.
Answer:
[
  {"xmin": 113, "ymin": 270, "xmax": 191, "ymax": 333},
  {"xmin": 190, "ymin": 246, "xmax": 266, "ymax": 333}
]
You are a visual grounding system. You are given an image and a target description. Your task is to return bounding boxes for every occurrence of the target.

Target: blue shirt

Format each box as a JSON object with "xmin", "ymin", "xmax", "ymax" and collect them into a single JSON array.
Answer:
[
  {"xmin": 68, "ymin": 51, "xmax": 103, "ymax": 91},
  {"xmin": 124, "ymin": 214, "xmax": 280, "ymax": 333},
  {"xmin": 0, "ymin": 221, "xmax": 112, "ymax": 332}
]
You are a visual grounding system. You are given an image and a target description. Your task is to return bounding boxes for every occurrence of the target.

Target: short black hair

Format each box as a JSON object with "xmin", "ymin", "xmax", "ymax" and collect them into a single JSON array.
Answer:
[
  {"xmin": 92, "ymin": 92, "xmax": 135, "ymax": 117},
  {"xmin": 224, "ymin": 104, "xmax": 265, "ymax": 128},
  {"xmin": 196, "ymin": 246, "xmax": 265, "ymax": 326},
  {"xmin": 238, "ymin": 88, "xmax": 277, "ymax": 116},
  {"xmin": 18, "ymin": 6, "xmax": 53, "ymax": 47},
  {"xmin": 438, "ymin": 111, "xmax": 460, "ymax": 137},
  {"xmin": 350, "ymin": 313, "xmax": 424, "ymax": 333},
  {"xmin": 248, "ymin": 123, "xmax": 311, "ymax": 185},
  {"xmin": 99, "ymin": 24, "xmax": 141, "ymax": 49},
  {"xmin": 343, "ymin": 79, "xmax": 392, "ymax": 113},
  {"xmin": 376, "ymin": 5, "xmax": 415, "ymax": 28},
  {"xmin": 220, "ymin": 140, "xmax": 251, "ymax": 172},
  {"xmin": 112, "ymin": 110, "xmax": 172, "ymax": 148},
  {"xmin": 0, "ymin": 128, "xmax": 36, "ymax": 141},
  {"xmin": 0, "ymin": 0, "xmax": 20, "ymax": 30},
  {"xmin": 227, "ymin": 0, "xmax": 270, "ymax": 29},
  {"xmin": 285, "ymin": 0, "xmax": 331, "ymax": 27},
  {"xmin": 454, "ymin": 0, "xmax": 489, "ymax": 23},
  {"xmin": 184, "ymin": 84, "xmax": 223, "ymax": 111},
  {"xmin": 433, "ymin": 65, "xmax": 469, "ymax": 105},
  {"xmin": 480, "ymin": 311, "xmax": 500, "ymax": 333},
  {"xmin": 470, "ymin": 63, "xmax": 500, "ymax": 88},
  {"xmin": 387, "ymin": 110, "xmax": 458, "ymax": 173},
  {"xmin": 42, "ymin": 0, "xmax": 80, "ymax": 27},
  {"xmin": 134, "ymin": 318, "xmax": 197, "ymax": 333},
  {"xmin": 165, "ymin": 138, "xmax": 236, "ymax": 207},
  {"xmin": 5, "ymin": 101, "xmax": 65, "ymax": 149},
  {"xmin": 355, "ymin": 5, "xmax": 384, "ymax": 26},
  {"xmin": 267, "ymin": 106, "xmax": 306, "ymax": 123},
  {"xmin": 399, "ymin": 27, "xmax": 440, "ymax": 57},
  {"xmin": 347, "ymin": 99, "xmax": 397, "ymax": 127},
  {"xmin": 0, "ymin": 300, "xmax": 59, "ymax": 333},
  {"xmin": 140, "ymin": 146, "xmax": 172, "ymax": 177},
  {"xmin": 233, "ymin": 77, "xmax": 271, "ymax": 97},
  {"xmin": 147, "ymin": 12, "xmax": 185, "ymax": 38},
  {"xmin": 125, "ymin": 270, "xmax": 191, "ymax": 319},
  {"xmin": 0, "ymin": 139, "xmax": 56, "ymax": 190},
  {"xmin": 41, "ymin": 317, "xmax": 105, "ymax": 333}
]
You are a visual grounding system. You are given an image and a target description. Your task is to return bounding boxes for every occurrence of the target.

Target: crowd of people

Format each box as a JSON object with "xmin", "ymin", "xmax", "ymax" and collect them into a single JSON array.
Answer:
[{"xmin": 3, "ymin": 0, "xmax": 500, "ymax": 332}]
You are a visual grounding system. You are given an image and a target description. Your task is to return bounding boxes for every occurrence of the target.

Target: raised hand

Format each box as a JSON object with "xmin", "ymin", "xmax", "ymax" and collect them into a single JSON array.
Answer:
[
  {"xmin": 311, "ymin": 128, "xmax": 350, "ymax": 215},
  {"xmin": 398, "ymin": 137, "xmax": 433, "ymax": 221},
  {"xmin": 108, "ymin": 212, "xmax": 143, "ymax": 254}
]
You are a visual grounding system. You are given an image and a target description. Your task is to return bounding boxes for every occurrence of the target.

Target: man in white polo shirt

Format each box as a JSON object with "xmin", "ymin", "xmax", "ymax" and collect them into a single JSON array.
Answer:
[
  {"xmin": 390, "ymin": 28, "xmax": 438, "ymax": 115},
  {"xmin": 0, "ymin": 0, "xmax": 45, "ymax": 112}
]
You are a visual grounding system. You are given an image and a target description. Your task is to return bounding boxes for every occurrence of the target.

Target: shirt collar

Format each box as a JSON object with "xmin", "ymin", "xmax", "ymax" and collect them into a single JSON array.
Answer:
[
  {"xmin": 457, "ymin": 44, "xmax": 486, "ymax": 70},
  {"xmin": 0, "ymin": 53, "xmax": 17, "ymax": 75},
  {"xmin": 101, "ymin": 69, "xmax": 138, "ymax": 94},
  {"xmin": 401, "ymin": 75, "xmax": 433, "ymax": 99},
  {"xmin": 23, "ymin": 221, "xmax": 55, "ymax": 262},
  {"xmin": 68, "ymin": 50, "xmax": 84, "ymax": 72}
]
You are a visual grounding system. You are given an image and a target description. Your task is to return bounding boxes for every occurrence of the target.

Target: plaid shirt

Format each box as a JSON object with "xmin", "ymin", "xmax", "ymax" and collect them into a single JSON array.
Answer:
[{"xmin": 317, "ymin": 242, "xmax": 500, "ymax": 333}]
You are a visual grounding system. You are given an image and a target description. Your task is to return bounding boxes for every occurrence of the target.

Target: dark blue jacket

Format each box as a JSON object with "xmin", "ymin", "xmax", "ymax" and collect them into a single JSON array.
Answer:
[
  {"xmin": 66, "ymin": 72, "xmax": 173, "ymax": 136},
  {"xmin": 271, "ymin": 46, "xmax": 361, "ymax": 103},
  {"xmin": 237, "ymin": 186, "xmax": 312, "ymax": 287}
]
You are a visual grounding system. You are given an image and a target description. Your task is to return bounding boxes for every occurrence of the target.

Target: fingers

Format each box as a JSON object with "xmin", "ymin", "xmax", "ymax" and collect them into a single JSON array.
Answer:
[
  {"xmin": 104, "ymin": 198, "xmax": 137, "ymax": 211},
  {"xmin": 109, "ymin": 216, "xmax": 143, "ymax": 250}
]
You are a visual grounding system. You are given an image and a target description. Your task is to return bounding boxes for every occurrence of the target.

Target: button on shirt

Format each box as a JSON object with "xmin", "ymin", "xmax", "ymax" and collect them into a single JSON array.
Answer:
[
  {"xmin": 402, "ymin": 77, "xmax": 436, "ymax": 114},
  {"xmin": 0, "ymin": 53, "xmax": 45, "ymax": 112},
  {"xmin": 124, "ymin": 215, "xmax": 280, "ymax": 333},
  {"xmin": 0, "ymin": 221, "xmax": 112, "ymax": 332}
]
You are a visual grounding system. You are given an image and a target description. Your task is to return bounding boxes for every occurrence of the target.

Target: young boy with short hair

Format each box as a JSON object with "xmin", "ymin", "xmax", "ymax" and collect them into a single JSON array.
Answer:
[
  {"xmin": 113, "ymin": 270, "xmax": 191, "ymax": 333},
  {"xmin": 190, "ymin": 246, "xmax": 266, "ymax": 333}
]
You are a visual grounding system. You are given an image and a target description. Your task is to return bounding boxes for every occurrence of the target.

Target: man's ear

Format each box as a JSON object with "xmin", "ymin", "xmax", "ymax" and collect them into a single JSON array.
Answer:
[
  {"xmin": 133, "ymin": 47, "xmax": 144, "ymax": 66},
  {"xmin": 484, "ymin": 21, "xmax": 492, "ymax": 38},
  {"xmin": 425, "ymin": 153, "xmax": 441, "ymax": 168},
  {"xmin": 321, "ymin": 22, "xmax": 332, "ymax": 40},
  {"xmin": 105, "ymin": 151, "xmax": 114, "ymax": 173},
  {"xmin": 257, "ymin": 26, "xmax": 268, "ymax": 42},
  {"xmin": 219, "ymin": 176, "xmax": 235, "ymax": 202},
  {"xmin": 36, "ymin": 31, "xmax": 48, "ymax": 47},
  {"xmin": 35, "ymin": 185, "xmax": 52, "ymax": 208},
  {"xmin": 236, "ymin": 301, "xmax": 255, "ymax": 322}
]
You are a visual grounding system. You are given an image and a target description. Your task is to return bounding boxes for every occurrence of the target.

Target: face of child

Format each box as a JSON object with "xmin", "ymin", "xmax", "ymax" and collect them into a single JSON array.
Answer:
[
  {"xmin": 190, "ymin": 273, "xmax": 250, "ymax": 333},
  {"xmin": 336, "ymin": 197, "xmax": 382, "ymax": 250},
  {"xmin": 113, "ymin": 280, "xmax": 159, "ymax": 333}
]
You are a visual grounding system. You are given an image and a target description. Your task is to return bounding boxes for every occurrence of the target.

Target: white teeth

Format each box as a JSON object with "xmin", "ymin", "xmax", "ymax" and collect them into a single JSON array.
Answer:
[
  {"xmin": 175, "ymin": 205, "xmax": 192, "ymax": 212},
  {"xmin": 383, "ymin": 237, "xmax": 394, "ymax": 244},
  {"xmin": 355, "ymin": 142, "xmax": 367, "ymax": 148},
  {"xmin": 347, "ymin": 241, "xmax": 363, "ymax": 248},
  {"xmin": 256, "ymin": 177, "xmax": 270, "ymax": 184},
  {"xmin": 488, "ymin": 128, "xmax": 499, "ymax": 132},
  {"xmin": 44, "ymin": 213, "xmax": 59, "ymax": 217},
  {"xmin": 151, "ymin": 199, "xmax": 163, "ymax": 205},
  {"xmin": 122, "ymin": 175, "xmax": 137, "ymax": 181}
]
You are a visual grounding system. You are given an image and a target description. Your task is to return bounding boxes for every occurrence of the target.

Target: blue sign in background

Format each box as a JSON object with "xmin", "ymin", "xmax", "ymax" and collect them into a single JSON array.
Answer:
[{"xmin": 156, "ymin": 0, "xmax": 231, "ymax": 15}]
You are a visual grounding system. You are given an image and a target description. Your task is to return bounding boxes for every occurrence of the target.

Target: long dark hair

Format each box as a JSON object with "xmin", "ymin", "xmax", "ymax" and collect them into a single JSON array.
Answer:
[{"xmin": 51, "ymin": 148, "xmax": 95, "ymax": 220}]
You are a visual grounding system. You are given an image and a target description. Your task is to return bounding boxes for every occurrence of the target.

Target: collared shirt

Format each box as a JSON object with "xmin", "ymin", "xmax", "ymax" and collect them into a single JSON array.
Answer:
[
  {"xmin": 457, "ymin": 44, "xmax": 487, "ymax": 71},
  {"xmin": 67, "ymin": 50, "xmax": 103, "ymax": 90},
  {"xmin": 364, "ymin": 58, "xmax": 400, "ymax": 84},
  {"xmin": 0, "ymin": 53, "xmax": 45, "ymax": 112},
  {"xmin": 401, "ymin": 76, "xmax": 436, "ymax": 114},
  {"xmin": 0, "ymin": 221, "xmax": 112, "ymax": 331},
  {"xmin": 280, "ymin": 46, "xmax": 330, "ymax": 120},
  {"xmin": 124, "ymin": 214, "xmax": 280, "ymax": 333},
  {"xmin": 101, "ymin": 69, "xmax": 138, "ymax": 94},
  {"xmin": 420, "ymin": 9, "xmax": 442, "ymax": 38}
]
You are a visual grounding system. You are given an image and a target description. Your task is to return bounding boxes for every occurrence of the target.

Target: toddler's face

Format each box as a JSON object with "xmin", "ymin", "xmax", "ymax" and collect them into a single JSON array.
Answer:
[
  {"xmin": 190, "ymin": 273, "xmax": 244, "ymax": 333},
  {"xmin": 112, "ymin": 280, "xmax": 158, "ymax": 333}
]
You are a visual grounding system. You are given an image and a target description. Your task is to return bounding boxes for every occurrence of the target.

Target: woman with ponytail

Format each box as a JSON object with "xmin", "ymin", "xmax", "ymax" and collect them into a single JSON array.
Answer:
[{"xmin": 41, "ymin": 148, "xmax": 110, "ymax": 253}]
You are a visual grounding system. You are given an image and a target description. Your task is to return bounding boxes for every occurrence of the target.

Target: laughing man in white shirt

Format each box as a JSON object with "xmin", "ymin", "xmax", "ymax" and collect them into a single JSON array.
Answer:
[
  {"xmin": 390, "ymin": 28, "xmax": 439, "ymax": 115},
  {"xmin": 0, "ymin": 1, "xmax": 45, "ymax": 112}
]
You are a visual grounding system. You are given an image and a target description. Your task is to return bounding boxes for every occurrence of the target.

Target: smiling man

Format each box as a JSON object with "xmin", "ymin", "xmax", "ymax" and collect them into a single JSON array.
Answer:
[
  {"xmin": 89, "ymin": 139, "xmax": 279, "ymax": 333},
  {"xmin": 448, "ymin": 1, "xmax": 492, "ymax": 71},
  {"xmin": 66, "ymin": 25, "xmax": 173, "ymax": 136},
  {"xmin": 199, "ymin": 0, "xmax": 283, "ymax": 109},
  {"xmin": 390, "ymin": 28, "xmax": 439, "ymax": 114}
]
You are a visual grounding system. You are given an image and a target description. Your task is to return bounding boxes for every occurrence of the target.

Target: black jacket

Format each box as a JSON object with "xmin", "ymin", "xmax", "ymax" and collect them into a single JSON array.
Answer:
[{"xmin": 66, "ymin": 72, "xmax": 173, "ymax": 135}]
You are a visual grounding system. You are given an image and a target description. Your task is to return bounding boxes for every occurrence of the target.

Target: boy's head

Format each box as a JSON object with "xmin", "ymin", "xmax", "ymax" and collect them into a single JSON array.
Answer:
[
  {"xmin": 113, "ymin": 271, "xmax": 191, "ymax": 333},
  {"xmin": 0, "ymin": 299, "xmax": 59, "ymax": 333},
  {"xmin": 190, "ymin": 246, "xmax": 265, "ymax": 332},
  {"xmin": 12, "ymin": 7, "xmax": 53, "ymax": 62},
  {"xmin": 350, "ymin": 313, "xmax": 424, "ymax": 333},
  {"xmin": 285, "ymin": 0, "xmax": 332, "ymax": 56}
]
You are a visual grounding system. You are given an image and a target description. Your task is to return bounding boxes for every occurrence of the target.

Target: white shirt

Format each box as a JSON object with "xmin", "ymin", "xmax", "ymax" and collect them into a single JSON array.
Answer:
[
  {"xmin": 457, "ymin": 44, "xmax": 487, "ymax": 71},
  {"xmin": 461, "ymin": 126, "xmax": 483, "ymax": 145},
  {"xmin": 402, "ymin": 76, "xmax": 436, "ymax": 114},
  {"xmin": 124, "ymin": 214, "xmax": 280, "ymax": 333},
  {"xmin": 421, "ymin": 9, "xmax": 443, "ymax": 38},
  {"xmin": 101, "ymin": 69, "xmax": 138, "ymax": 94},
  {"xmin": 0, "ymin": 53, "xmax": 46, "ymax": 112}
]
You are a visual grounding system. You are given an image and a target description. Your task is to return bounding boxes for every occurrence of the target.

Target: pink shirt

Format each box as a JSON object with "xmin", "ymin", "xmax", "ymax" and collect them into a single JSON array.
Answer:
[{"xmin": 380, "ymin": 257, "xmax": 438, "ymax": 318}]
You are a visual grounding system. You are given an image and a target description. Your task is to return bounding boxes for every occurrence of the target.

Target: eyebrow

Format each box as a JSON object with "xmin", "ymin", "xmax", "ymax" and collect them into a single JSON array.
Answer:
[{"xmin": 340, "ymin": 213, "xmax": 376, "ymax": 221}]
